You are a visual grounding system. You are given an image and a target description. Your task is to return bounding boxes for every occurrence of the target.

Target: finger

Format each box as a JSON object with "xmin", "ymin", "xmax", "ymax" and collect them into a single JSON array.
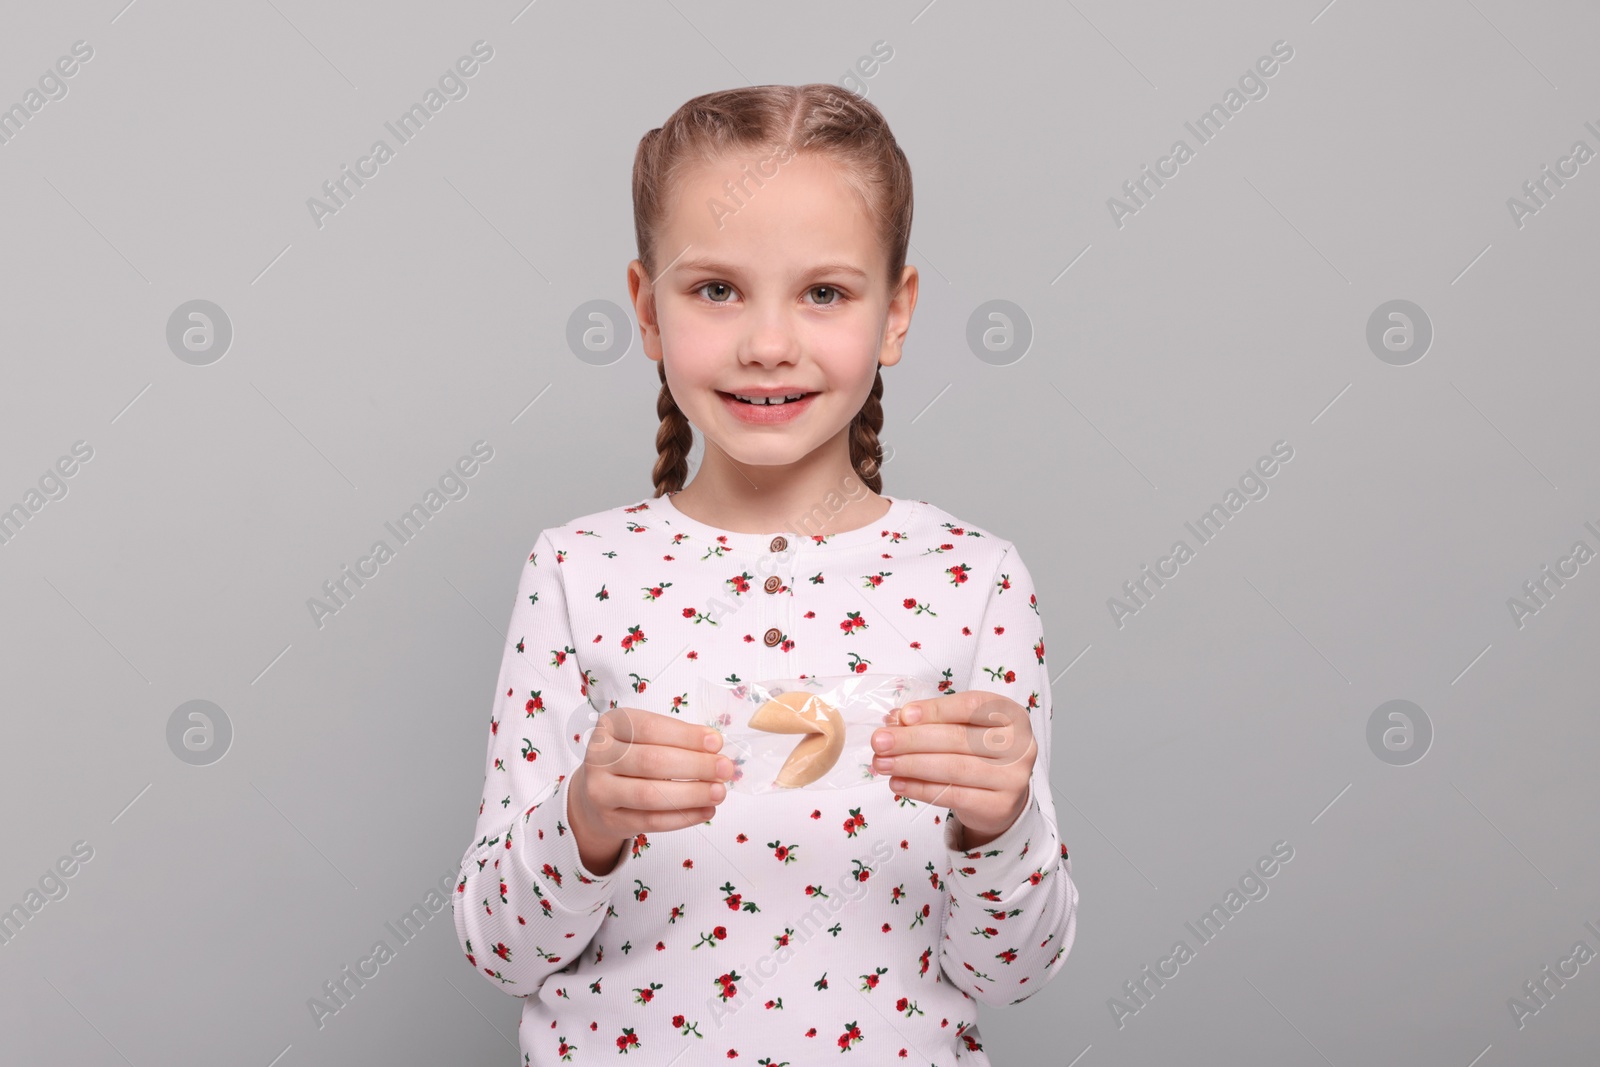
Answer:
[
  {"xmin": 599, "ymin": 774, "xmax": 727, "ymax": 813},
  {"xmin": 895, "ymin": 691, "xmax": 1018, "ymax": 729},
  {"xmin": 614, "ymin": 806, "xmax": 719, "ymax": 830},
  {"xmin": 875, "ymin": 721, "xmax": 987, "ymax": 757},
  {"xmin": 885, "ymin": 776, "xmax": 976, "ymax": 812},
  {"xmin": 610, "ymin": 740, "xmax": 734, "ymax": 785},
  {"xmin": 886, "ymin": 695, "xmax": 1034, "ymax": 768},
  {"xmin": 875, "ymin": 722, "xmax": 1033, "ymax": 769},
  {"xmin": 872, "ymin": 751, "xmax": 999, "ymax": 789},
  {"xmin": 604, "ymin": 706, "xmax": 724, "ymax": 755}
]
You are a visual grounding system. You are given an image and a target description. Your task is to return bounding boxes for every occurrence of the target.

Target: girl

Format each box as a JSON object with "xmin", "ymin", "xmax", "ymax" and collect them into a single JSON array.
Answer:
[{"xmin": 453, "ymin": 84, "xmax": 1077, "ymax": 1065}]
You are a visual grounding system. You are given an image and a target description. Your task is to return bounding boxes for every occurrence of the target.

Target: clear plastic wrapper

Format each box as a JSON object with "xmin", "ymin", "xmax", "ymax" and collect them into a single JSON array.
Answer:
[{"xmin": 697, "ymin": 673, "xmax": 942, "ymax": 794}]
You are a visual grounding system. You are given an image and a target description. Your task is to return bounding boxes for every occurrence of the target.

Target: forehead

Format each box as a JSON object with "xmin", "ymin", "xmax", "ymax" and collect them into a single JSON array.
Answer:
[{"xmin": 660, "ymin": 150, "xmax": 882, "ymax": 278}]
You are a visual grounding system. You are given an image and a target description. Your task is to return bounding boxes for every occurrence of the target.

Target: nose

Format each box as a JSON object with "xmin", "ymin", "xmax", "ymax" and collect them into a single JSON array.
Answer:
[{"xmin": 738, "ymin": 298, "xmax": 800, "ymax": 367}]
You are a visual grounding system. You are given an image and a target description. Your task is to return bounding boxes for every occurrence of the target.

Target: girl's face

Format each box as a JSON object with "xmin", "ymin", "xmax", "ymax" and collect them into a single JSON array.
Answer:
[{"xmin": 629, "ymin": 150, "xmax": 917, "ymax": 476}]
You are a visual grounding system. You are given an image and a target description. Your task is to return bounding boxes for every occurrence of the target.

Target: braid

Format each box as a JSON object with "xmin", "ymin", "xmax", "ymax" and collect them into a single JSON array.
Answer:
[
  {"xmin": 848, "ymin": 367, "xmax": 886, "ymax": 495},
  {"xmin": 652, "ymin": 359, "xmax": 694, "ymax": 497}
]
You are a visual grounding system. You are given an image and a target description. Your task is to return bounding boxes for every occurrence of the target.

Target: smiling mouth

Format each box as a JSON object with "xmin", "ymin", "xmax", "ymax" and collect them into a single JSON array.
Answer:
[{"xmin": 718, "ymin": 391, "xmax": 817, "ymax": 406}]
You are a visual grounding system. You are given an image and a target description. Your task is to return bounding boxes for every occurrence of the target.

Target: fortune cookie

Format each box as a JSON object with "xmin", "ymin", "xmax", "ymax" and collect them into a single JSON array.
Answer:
[{"xmin": 749, "ymin": 690, "xmax": 845, "ymax": 788}]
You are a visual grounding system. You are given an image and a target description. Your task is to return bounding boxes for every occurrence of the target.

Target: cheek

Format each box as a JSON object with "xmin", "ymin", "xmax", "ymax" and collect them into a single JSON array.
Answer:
[
  {"xmin": 807, "ymin": 319, "xmax": 882, "ymax": 382},
  {"xmin": 658, "ymin": 317, "xmax": 722, "ymax": 385}
]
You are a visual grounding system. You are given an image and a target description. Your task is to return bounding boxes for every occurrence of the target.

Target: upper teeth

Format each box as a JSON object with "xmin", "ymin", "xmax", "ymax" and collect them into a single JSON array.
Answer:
[{"xmin": 735, "ymin": 393, "xmax": 807, "ymax": 405}]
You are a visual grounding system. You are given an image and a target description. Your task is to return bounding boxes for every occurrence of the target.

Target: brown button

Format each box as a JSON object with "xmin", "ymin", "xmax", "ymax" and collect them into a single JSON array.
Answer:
[
  {"xmin": 769, "ymin": 536, "xmax": 787, "ymax": 552},
  {"xmin": 762, "ymin": 627, "xmax": 782, "ymax": 647},
  {"xmin": 763, "ymin": 576, "xmax": 782, "ymax": 594}
]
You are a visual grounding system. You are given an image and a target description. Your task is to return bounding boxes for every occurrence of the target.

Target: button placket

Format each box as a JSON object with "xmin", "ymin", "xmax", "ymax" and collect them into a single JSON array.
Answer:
[
  {"xmin": 757, "ymin": 534, "xmax": 796, "ymax": 673},
  {"xmin": 781, "ymin": 537, "xmax": 797, "ymax": 666}
]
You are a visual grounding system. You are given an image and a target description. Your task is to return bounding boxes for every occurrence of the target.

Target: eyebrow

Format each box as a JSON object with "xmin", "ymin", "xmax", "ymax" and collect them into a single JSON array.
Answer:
[{"xmin": 671, "ymin": 257, "xmax": 870, "ymax": 282}]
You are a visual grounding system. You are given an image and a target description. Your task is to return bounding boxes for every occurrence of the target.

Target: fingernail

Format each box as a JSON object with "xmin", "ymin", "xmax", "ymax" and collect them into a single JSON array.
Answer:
[
  {"xmin": 705, "ymin": 731, "xmax": 722, "ymax": 751},
  {"xmin": 901, "ymin": 704, "xmax": 922, "ymax": 724},
  {"xmin": 716, "ymin": 758, "xmax": 734, "ymax": 779},
  {"xmin": 711, "ymin": 782, "xmax": 726, "ymax": 801},
  {"xmin": 873, "ymin": 730, "xmax": 893, "ymax": 752}
]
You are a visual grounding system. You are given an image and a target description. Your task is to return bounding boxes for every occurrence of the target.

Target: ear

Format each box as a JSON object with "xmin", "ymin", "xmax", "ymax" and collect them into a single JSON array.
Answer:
[
  {"xmin": 627, "ymin": 259, "xmax": 664, "ymax": 361},
  {"xmin": 878, "ymin": 264, "xmax": 919, "ymax": 368}
]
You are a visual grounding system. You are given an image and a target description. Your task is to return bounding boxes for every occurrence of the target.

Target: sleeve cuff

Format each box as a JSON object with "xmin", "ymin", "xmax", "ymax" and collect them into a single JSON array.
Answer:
[
  {"xmin": 512, "ymin": 774, "xmax": 633, "ymax": 916},
  {"xmin": 942, "ymin": 780, "xmax": 1060, "ymax": 904}
]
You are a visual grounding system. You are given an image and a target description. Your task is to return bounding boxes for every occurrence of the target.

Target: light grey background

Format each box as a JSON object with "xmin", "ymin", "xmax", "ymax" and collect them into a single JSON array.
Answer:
[{"xmin": 2, "ymin": 1, "xmax": 1597, "ymax": 1064}]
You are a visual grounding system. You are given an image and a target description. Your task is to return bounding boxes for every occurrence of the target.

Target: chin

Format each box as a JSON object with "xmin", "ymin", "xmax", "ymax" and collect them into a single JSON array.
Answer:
[{"xmin": 714, "ymin": 440, "xmax": 816, "ymax": 468}]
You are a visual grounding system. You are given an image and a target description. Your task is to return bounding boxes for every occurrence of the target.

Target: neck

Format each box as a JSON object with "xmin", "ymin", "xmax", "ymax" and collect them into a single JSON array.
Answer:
[{"xmin": 668, "ymin": 433, "xmax": 886, "ymax": 537}]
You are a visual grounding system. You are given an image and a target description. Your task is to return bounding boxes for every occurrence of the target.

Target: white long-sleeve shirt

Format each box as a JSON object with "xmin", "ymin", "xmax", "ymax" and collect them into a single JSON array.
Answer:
[{"xmin": 453, "ymin": 491, "xmax": 1078, "ymax": 1065}]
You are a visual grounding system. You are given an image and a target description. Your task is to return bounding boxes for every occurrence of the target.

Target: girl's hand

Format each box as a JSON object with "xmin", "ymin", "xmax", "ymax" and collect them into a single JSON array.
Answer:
[
  {"xmin": 871, "ymin": 691, "xmax": 1037, "ymax": 849},
  {"xmin": 569, "ymin": 707, "xmax": 736, "ymax": 868}
]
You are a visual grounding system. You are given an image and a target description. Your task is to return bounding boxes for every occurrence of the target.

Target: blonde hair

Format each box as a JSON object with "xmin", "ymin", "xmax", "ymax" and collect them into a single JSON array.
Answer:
[{"xmin": 631, "ymin": 83, "xmax": 913, "ymax": 497}]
